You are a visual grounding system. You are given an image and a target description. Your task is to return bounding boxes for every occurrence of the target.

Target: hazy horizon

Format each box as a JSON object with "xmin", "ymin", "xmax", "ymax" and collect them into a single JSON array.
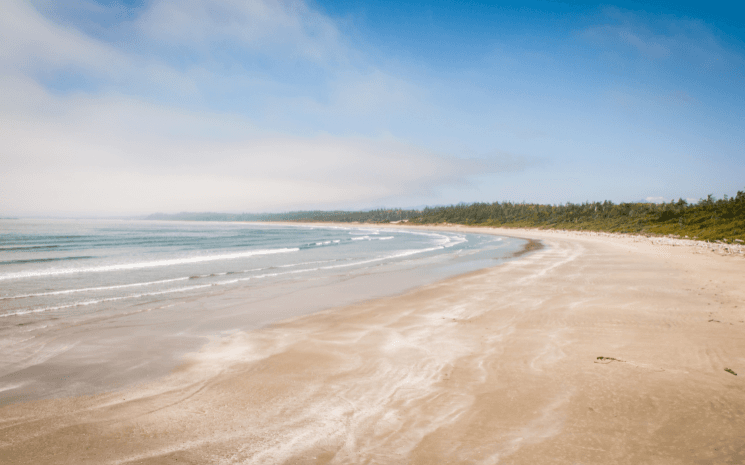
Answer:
[
  {"xmin": 2, "ymin": 0, "xmax": 743, "ymax": 216},
  {"xmin": 7, "ymin": 194, "xmax": 731, "ymax": 220}
]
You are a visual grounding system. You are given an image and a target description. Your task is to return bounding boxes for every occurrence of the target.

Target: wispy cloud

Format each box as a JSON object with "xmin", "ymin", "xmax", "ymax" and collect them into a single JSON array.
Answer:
[
  {"xmin": 136, "ymin": 0, "xmax": 346, "ymax": 64},
  {"xmin": 580, "ymin": 7, "xmax": 744, "ymax": 77},
  {"xmin": 617, "ymin": 30, "xmax": 670, "ymax": 59},
  {"xmin": 2, "ymin": 0, "xmax": 529, "ymax": 214},
  {"xmin": 1, "ymin": 0, "xmax": 199, "ymax": 98},
  {"xmin": 0, "ymin": 73, "xmax": 528, "ymax": 214},
  {"xmin": 2, "ymin": 1, "xmax": 741, "ymax": 214}
]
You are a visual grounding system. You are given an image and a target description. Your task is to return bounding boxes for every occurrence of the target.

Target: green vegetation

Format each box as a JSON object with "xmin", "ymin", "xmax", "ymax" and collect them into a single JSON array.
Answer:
[
  {"xmin": 725, "ymin": 368, "xmax": 737, "ymax": 376},
  {"xmin": 411, "ymin": 190, "xmax": 745, "ymax": 242},
  {"xmin": 147, "ymin": 189, "xmax": 745, "ymax": 243}
]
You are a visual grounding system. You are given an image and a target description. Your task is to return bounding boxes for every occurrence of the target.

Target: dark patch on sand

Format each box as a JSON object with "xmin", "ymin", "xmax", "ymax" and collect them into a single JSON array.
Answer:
[{"xmin": 511, "ymin": 238, "xmax": 544, "ymax": 258}]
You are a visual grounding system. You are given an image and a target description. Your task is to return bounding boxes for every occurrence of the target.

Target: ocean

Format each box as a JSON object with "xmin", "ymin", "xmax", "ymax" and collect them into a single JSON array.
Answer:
[{"xmin": 0, "ymin": 219, "xmax": 524, "ymax": 401}]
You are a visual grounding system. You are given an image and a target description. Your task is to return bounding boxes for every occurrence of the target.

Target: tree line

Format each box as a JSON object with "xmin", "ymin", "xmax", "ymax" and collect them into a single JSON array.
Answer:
[
  {"xmin": 410, "ymin": 190, "xmax": 745, "ymax": 242},
  {"xmin": 146, "ymin": 189, "xmax": 745, "ymax": 242}
]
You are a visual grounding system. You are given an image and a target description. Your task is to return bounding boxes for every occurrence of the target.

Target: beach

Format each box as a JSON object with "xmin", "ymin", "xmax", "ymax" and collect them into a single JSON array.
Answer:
[
  {"xmin": 1, "ymin": 225, "xmax": 743, "ymax": 464},
  {"xmin": 0, "ymin": 221, "xmax": 519, "ymax": 403}
]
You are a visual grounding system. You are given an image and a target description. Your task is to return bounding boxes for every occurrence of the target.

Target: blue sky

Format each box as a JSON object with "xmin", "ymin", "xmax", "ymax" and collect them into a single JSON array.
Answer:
[{"xmin": 1, "ymin": 0, "xmax": 743, "ymax": 215}]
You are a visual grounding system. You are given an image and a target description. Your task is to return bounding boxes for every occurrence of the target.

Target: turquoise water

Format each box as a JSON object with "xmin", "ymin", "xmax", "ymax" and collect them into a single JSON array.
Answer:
[{"xmin": 0, "ymin": 220, "xmax": 519, "ymax": 321}]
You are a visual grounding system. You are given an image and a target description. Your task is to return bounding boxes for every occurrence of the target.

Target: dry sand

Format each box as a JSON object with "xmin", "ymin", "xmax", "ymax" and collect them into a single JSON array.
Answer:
[{"xmin": 1, "ymin": 226, "xmax": 743, "ymax": 464}]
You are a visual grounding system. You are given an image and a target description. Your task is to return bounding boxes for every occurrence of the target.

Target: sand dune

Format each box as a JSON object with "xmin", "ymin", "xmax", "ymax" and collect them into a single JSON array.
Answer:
[{"xmin": 1, "ymin": 227, "xmax": 743, "ymax": 464}]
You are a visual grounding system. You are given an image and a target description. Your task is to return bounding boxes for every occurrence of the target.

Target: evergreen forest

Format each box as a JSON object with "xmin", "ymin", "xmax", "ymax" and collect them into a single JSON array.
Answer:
[
  {"xmin": 410, "ymin": 190, "xmax": 745, "ymax": 242},
  {"xmin": 147, "ymin": 189, "xmax": 745, "ymax": 243}
]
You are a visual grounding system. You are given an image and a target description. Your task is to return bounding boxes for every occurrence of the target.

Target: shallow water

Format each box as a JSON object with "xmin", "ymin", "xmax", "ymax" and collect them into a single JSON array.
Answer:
[{"xmin": 0, "ymin": 220, "xmax": 523, "ymax": 402}]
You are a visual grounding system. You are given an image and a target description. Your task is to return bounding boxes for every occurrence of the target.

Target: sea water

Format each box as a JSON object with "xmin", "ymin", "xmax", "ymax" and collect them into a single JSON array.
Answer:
[
  {"xmin": 0, "ymin": 220, "xmax": 520, "ymax": 320},
  {"xmin": 0, "ymin": 219, "xmax": 524, "ymax": 401}
]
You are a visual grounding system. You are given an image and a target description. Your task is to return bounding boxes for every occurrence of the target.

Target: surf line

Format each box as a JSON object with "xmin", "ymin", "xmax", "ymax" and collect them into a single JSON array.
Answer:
[{"xmin": 0, "ymin": 248, "xmax": 300, "ymax": 281}]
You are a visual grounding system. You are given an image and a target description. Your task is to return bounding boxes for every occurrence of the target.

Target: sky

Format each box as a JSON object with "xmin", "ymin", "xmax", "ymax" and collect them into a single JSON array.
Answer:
[{"xmin": 1, "ymin": 0, "xmax": 743, "ymax": 216}]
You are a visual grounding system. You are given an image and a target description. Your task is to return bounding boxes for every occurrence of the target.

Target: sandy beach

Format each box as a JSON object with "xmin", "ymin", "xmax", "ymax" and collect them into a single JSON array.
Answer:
[{"xmin": 1, "ymin": 226, "xmax": 743, "ymax": 464}]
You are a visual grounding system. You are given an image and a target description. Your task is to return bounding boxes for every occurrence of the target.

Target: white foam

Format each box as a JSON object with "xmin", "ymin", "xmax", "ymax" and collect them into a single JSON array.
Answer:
[
  {"xmin": 319, "ymin": 245, "xmax": 444, "ymax": 270},
  {"xmin": 0, "ymin": 382, "xmax": 28, "ymax": 393},
  {"xmin": 0, "ymin": 277, "xmax": 191, "ymax": 300},
  {"xmin": 0, "ymin": 248, "xmax": 299, "ymax": 281},
  {"xmin": 1, "ymin": 228, "xmax": 478, "ymax": 318},
  {"xmin": 351, "ymin": 236, "xmax": 394, "ymax": 241},
  {"xmin": 444, "ymin": 235, "xmax": 467, "ymax": 248},
  {"xmin": 277, "ymin": 260, "xmax": 334, "ymax": 268},
  {"xmin": 385, "ymin": 228, "xmax": 460, "ymax": 247},
  {"xmin": 1, "ymin": 283, "xmax": 216, "ymax": 318},
  {"xmin": 2, "ymin": 264, "xmax": 334, "ymax": 317},
  {"xmin": 349, "ymin": 229, "xmax": 380, "ymax": 235}
]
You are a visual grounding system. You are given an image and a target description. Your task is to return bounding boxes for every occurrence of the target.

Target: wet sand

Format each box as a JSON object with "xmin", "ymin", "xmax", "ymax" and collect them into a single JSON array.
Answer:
[
  {"xmin": 0, "ymin": 227, "xmax": 521, "ymax": 405},
  {"xmin": 1, "ymin": 226, "xmax": 744, "ymax": 464}
]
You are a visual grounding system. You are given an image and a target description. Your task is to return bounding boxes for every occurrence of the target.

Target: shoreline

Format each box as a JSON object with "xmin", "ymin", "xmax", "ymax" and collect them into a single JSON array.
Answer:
[
  {"xmin": 0, "ymin": 224, "xmax": 527, "ymax": 405},
  {"xmin": 1, "ymin": 225, "xmax": 743, "ymax": 463}
]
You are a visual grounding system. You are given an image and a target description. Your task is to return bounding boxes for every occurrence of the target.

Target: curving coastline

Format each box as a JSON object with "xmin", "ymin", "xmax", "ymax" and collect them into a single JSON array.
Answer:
[{"xmin": 1, "ymin": 226, "xmax": 743, "ymax": 464}]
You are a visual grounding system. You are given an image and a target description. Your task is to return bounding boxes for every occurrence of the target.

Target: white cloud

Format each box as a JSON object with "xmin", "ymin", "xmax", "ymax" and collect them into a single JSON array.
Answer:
[
  {"xmin": 0, "ymin": 77, "xmax": 525, "ymax": 215},
  {"xmin": 0, "ymin": 0, "xmax": 199, "ymax": 98},
  {"xmin": 136, "ymin": 0, "xmax": 347, "ymax": 65},
  {"xmin": 644, "ymin": 197, "xmax": 670, "ymax": 204},
  {"xmin": 0, "ymin": 1, "xmax": 111, "ymax": 69},
  {"xmin": 2, "ymin": 0, "xmax": 433, "ymax": 127},
  {"xmin": 0, "ymin": 0, "xmax": 541, "ymax": 215}
]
